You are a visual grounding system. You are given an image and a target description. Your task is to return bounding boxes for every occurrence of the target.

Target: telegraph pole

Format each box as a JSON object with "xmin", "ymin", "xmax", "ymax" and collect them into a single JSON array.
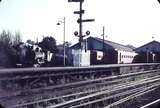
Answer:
[{"xmin": 102, "ymin": 26, "xmax": 105, "ymax": 54}]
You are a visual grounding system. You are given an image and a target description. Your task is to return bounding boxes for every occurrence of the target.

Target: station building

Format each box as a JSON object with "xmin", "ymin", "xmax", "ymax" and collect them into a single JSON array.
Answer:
[
  {"xmin": 135, "ymin": 40, "xmax": 160, "ymax": 63},
  {"xmin": 71, "ymin": 37, "xmax": 137, "ymax": 66}
]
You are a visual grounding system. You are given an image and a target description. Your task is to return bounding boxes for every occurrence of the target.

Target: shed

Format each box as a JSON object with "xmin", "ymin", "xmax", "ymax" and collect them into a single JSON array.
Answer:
[
  {"xmin": 135, "ymin": 40, "xmax": 160, "ymax": 63},
  {"xmin": 71, "ymin": 37, "xmax": 137, "ymax": 65}
]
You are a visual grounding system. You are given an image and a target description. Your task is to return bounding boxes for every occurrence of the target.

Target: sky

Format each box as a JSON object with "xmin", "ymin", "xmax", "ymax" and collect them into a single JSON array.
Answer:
[{"xmin": 0, "ymin": 0, "xmax": 160, "ymax": 47}]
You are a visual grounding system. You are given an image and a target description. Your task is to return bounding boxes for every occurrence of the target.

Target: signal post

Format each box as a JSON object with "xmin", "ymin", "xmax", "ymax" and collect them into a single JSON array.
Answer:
[{"xmin": 68, "ymin": 0, "xmax": 95, "ymax": 66}]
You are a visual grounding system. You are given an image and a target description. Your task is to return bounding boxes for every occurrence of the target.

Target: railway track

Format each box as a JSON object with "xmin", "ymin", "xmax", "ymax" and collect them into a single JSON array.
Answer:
[
  {"xmin": 3, "ymin": 69, "xmax": 159, "ymax": 108},
  {"xmin": 0, "ymin": 63, "xmax": 160, "ymax": 108},
  {"xmin": 47, "ymin": 76, "xmax": 160, "ymax": 108}
]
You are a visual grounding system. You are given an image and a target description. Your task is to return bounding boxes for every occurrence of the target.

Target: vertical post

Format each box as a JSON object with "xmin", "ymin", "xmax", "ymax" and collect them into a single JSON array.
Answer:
[
  {"xmin": 102, "ymin": 26, "xmax": 105, "ymax": 64},
  {"xmin": 63, "ymin": 17, "xmax": 66, "ymax": 66},
  {"xmin": 79, "ymin": 0, "xmax": 83, "ymax": 66},
  {"xmin": 79, "ymin": 0, "xmax": 83, "ymax": 49},
  {"xmin": 147, "ymin": 51, "xmax": 149, "ymax": 63},
  {"xmin": 146, "ymin": 48, "xmax": 149, "ymax": 63},
  {"xmin": 57, "ymin": 17, "xmax": 66, "ymax": 66},
  {"xmin": 102, "ymin": 26, "xmax": 105, "ymax": 54}
]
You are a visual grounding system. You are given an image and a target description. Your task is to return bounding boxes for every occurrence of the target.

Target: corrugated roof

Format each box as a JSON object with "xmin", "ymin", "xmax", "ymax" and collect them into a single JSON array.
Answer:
[
  {"xmin": 93, "ymin": 37, "xmax": 134, "ymax": 52},
  {"xmin": 135, "ymin": 40, "xmax": 160, "ymax": 50},
  {"xmin": 71, "ymin": 37, "xmax": 134, "ymax": 52},
  {"xmin": 135, "ymin": 40, "xmax": 160, "ymax": 52}
]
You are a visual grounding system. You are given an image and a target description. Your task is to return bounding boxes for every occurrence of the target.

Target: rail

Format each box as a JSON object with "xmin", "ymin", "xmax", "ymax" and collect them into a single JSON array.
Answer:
[
  {"xmin": 0, "ymin": 63, "xmax": 159, "ymax": 74},
  {"xmin": 140, "ymin": 99, "xmax": 160, "ymax": 108},
  {"xmin": 0, "ymin": 63, "xmax": 160, "ymax": 108},
  {"xmin": 0, "ymin": 63, "xmax": 159, "ymax": 81}
]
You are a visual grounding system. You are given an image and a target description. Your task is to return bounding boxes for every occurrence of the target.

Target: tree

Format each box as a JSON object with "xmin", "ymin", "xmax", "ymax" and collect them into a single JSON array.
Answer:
[
  {"xmin": 0, "ymin": 30, "xmax": 12, "ymax": 48},
  {"xmin": 26, "ymin": 39, "xmax": 35, "ymax": 45},
  {"xmin": 38, "ymin": 36, "xmax": 58, "ymax": 62},
  {"xmin": 13, "ymin": 32, "xmax": 22, "ymax": 46},
  {"xmin": 0, "ymin": 30, "xmax": 13, "ymax": 67},
  {"xmin": 0, "ymin": 30, "xmax": 22, "ymax": 68},
  {"xmin": 38, "ymin": 36, "xmax": 58, "ymax": 53}
]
